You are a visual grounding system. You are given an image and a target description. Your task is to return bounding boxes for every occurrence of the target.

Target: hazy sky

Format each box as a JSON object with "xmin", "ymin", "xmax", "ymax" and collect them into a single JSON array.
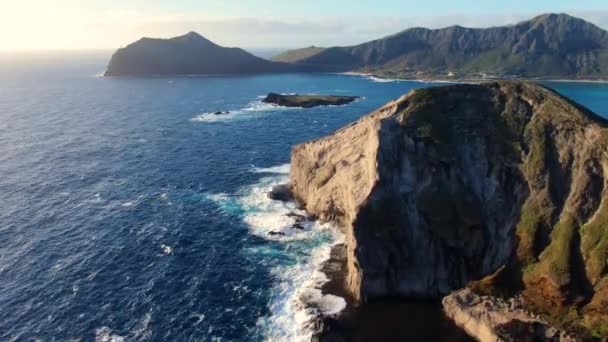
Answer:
[{"xmin": 2, "ymin": 0, "xmax": 608, "ymax": 51}]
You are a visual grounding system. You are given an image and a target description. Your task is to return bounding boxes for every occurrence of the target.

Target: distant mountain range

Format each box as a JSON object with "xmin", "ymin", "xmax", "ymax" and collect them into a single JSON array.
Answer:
[
  {"xmin": 105, "ymin": 13, "xmax": 608, "ymax": 79},
  {"xmin": 274, "ymin": 13, "xmax": 608, "ymax": 79}
]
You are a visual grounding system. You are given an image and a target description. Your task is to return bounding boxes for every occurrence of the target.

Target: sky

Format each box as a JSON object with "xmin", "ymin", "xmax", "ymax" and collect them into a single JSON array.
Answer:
[{"xmin": 1, "ymin": 0, "xmax": 608, "ymax": 51}]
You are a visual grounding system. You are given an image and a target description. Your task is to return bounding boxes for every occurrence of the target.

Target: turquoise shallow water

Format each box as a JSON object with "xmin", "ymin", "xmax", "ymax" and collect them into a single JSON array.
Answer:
[{"xmin": 0, "ymin": 52, "xmax": 607, "ymax": 341}]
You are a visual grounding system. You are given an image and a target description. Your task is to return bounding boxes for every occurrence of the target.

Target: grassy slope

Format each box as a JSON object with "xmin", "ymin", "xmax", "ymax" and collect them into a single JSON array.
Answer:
[
  {"xmin": 271, "ymin": 46, "xmax": 326, "ymax": 63},
  {"xmin": 400, "ymin": 83, "xmax": 608, "ymax": 338}
]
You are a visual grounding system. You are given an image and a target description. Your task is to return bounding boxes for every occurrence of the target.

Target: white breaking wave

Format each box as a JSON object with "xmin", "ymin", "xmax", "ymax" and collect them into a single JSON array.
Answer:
[
  {"xmin": 265, "ymin": 232, "xmax": 346, "ymax": 342},
  {"xmin": 206, "ymin": 164, "xmax": 346, "ymax": 341},
  {"xmin": 130, "ymin": 312, "xmax": 152, "ymax": 340},
  {"xmin": 95, "ymin": 313, "xmax": 151, "ymax": 342},
  {"xmin": 250, "ymin": 163, "xmax": 290, "ymax": 174},
  {"xmin": 368, "ymin": 75, "xmax": 403, "ymax": 83},
  {"xmin": 95, "ymin": 327, "xmax": 125, "ymax": 342},
  {"xmin": 161, "ymin": 244, "xmax": 173, "ymax": 255},
  {"xmin": 190, "ymin": 99, "xmax": 301, "ymax": 123},
  {"xmin": 291, "ymin": 239, "xmax": 347, "ymax": 326}
]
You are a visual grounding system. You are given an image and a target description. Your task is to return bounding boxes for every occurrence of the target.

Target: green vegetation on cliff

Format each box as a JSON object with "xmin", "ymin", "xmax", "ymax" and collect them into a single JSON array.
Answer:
[{"xmin": 271, "ymin": 46, "xmax": 326, "ymax": 63}]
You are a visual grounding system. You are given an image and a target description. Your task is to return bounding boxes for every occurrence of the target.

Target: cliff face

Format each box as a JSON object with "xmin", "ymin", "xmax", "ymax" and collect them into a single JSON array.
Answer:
[{"xmin": 290, "ymin": 81, "xmax": 608, "ymax": 335}]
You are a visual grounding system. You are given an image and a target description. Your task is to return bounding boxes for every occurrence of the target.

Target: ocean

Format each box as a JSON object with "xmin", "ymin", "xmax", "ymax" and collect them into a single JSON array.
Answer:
[{"xmin": 1, "ymin": 52, "xmax": 607, "ymax": 341}]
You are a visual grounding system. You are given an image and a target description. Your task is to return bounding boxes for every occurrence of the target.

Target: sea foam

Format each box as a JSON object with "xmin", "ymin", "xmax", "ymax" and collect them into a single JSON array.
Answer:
[
  {"xmin": 95, "ymin": 327, "xmax": 125, "ymax": 342},
  {"xmin": 206, "ymin": 164, "xmax": 345, "ymax": 340},
  {"xmin": 190, "ymin": 99, "xmax": 300, "ymax": 123},
  {"xmin": 250, "ymin": 163, "xmax": 291, "ymax": 174},
  {"xmin": 368, "ymin": 75, "xmax": 403, "ymax": 83}
]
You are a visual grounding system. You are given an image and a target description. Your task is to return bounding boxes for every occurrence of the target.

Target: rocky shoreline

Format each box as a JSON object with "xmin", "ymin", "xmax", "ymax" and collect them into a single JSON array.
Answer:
[
  {"xmin": 310, "ymin": 242, "xmax": 474, "ymax": 341},
  {"xmin": 443, "ymin": 289, "xmax": 575, "ymax": 342},
  {"xmin": 273, "ymin": 188, "xmax": 577, "ymax": 341},
  {"xmin": 267, "ymin": 184, "xmax": 471, "ymax": 340},
  {"xmin": 305, "ymin": 236, "xmax": 581, "ymax": 342},
  {"xmin": 305, "ymin": 240, "xmax": 579, "ymax": 342},
  {"xmin": 344, "ymin": 71, "xmax": 608, "ymax": 84}
]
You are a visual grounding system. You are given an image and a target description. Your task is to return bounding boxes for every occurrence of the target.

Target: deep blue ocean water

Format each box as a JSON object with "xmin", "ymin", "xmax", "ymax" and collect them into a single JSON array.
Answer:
[{"xmin": 1, "ymin": 52, "xmax": 607, "ymax": 341}]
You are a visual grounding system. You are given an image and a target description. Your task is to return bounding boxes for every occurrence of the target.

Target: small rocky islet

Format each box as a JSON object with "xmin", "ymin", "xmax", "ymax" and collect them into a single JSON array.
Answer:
[
  {"xmin": 284, "ymin": 81, "xmax": 608, "ymax": 341},
  {"xmin": 206, "ymin": 93, "xmax": 360, "ymax": 120},
  {"xmin": 262, "ymin": 92, "xmax": 360, "ymax": 108}
]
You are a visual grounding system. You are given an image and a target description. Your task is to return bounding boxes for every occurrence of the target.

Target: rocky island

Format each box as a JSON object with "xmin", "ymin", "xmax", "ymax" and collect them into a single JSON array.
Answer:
[
  {"xmin": 289, "ymin": 81, "xmax": 608, "ymax": 340},
  {"xmin": 104, "ymin": 32, "xmax": 305, "ymax": 77},
  {"xmin": 262, "ymin": 93, "xmax": 360, "ymax": 108}
]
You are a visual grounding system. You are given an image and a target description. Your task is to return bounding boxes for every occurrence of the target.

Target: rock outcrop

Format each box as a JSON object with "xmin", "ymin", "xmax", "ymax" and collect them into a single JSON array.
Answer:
[
  {"xmin": 443, "ymin": 289, "xmax": 574, "ymax": 342},
  {"xmin": 262, "ymin": 93, "xmax": 360, "ymax": 108},
  {"xmin": 290, "ymin": 81, "xmax": 608, "ymax": 338},
  {"xmin": 267, "ymin": 183, "xmax": 294, "ymax": 202}
]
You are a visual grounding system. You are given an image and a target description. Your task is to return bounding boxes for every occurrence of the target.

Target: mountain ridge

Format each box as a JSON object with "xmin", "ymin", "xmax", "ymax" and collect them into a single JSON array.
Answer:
[
  {"xmin": 105, "ymin": 13, "xmax": 608, "ymax": 79},
  {"xmin": 276, "ymin": 13, "xmax": 608, "ymax": 79}
]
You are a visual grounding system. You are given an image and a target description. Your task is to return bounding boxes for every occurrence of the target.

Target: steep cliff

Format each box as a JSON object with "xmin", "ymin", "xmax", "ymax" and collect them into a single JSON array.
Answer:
[{"xmin": 290, "ymin": 81, "xmax": 608, "ymax": 336}]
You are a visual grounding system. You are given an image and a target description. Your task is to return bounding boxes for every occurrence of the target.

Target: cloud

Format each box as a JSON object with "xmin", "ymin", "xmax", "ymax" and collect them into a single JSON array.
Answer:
[
  {"xmin": 145, "ymin": 11, "xmax": 608, "ymax": 48},
  {"xmin": 1, "ymin": 7, "xmax": 607, "ymax": 51}
]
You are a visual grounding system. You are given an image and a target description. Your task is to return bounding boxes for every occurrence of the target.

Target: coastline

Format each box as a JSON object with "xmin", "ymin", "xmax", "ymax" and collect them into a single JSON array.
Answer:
[
  {"xmin": 102, "ymin": 69, "xmax": 608, "ymax": 84},
  {"xmin": 311, "ymin": 242, "xmax": 472, "ymax": 341},
  {"xmin": 340, "ymin": 71, "xmax": 608, "ymax": 84}
]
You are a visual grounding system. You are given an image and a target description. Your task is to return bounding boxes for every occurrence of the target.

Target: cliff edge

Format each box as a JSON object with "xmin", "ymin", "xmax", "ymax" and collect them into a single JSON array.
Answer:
[{"xmin": 290, "ymin": 81, "xmax": 608, "ymax": 338}]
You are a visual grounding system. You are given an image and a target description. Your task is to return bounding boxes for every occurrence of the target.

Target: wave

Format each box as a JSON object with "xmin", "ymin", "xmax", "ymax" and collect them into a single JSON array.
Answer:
[
  {"xmin": 205, "ymin": 164, "xmax": 345, "ymax": 340},
  {"xmin": 190, "ymin": 99, "xmax": 301, "ymax": 123},
  {"xmin": 160, "ymin": 244, "xmax": 173, "ymax": 255},
  {"xmin": 345, "ymin": 72, "xmax": 456, "ymax": 84},
  {"xmin": 95, "ymin": 327, "xmax": 125, "ymax": 342},
  {"xmin": 368, "ymin": 75, "xmax": 403, "ymax": 83},
  {"xmin": 291, "ymin": 239, "xmax": 346, "ymax": 330},
  {"xmin": 366, "ymin": 74, "xmax": 458, "ymax": 85},
  {"xmin": 121, "ymin": 201, "xmax": 136, "ymax": 207},
  {"xmin": 412, "ymin": 79, "xmax": 459, "ymax": 84},
  {"xmin": 250, "ymin": 163, "xmax": 290, "ymax": 174},
  {"xmin": 95, "ymin": 312, "xmax": 151, "ymax": 342}
]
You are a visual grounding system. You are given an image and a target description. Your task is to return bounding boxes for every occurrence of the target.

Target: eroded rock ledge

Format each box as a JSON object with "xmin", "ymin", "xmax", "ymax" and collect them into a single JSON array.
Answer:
[
  {"xmin": 443, "ymin": 289, "xmax": 574, "ymax": 341},
  {"xmin": 289, "ymin": 81, "xmax": 608, "ymax": 339}
]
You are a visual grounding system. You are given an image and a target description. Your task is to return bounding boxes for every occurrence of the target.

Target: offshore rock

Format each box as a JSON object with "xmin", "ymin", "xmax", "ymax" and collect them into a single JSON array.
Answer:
[
  {"xmin": 263, "ymin": 93, "xmax": 359, "ymax": 108},
  {"xmin": 267, "ymin": 183, "xmax": 294, "ymax": 202}
]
